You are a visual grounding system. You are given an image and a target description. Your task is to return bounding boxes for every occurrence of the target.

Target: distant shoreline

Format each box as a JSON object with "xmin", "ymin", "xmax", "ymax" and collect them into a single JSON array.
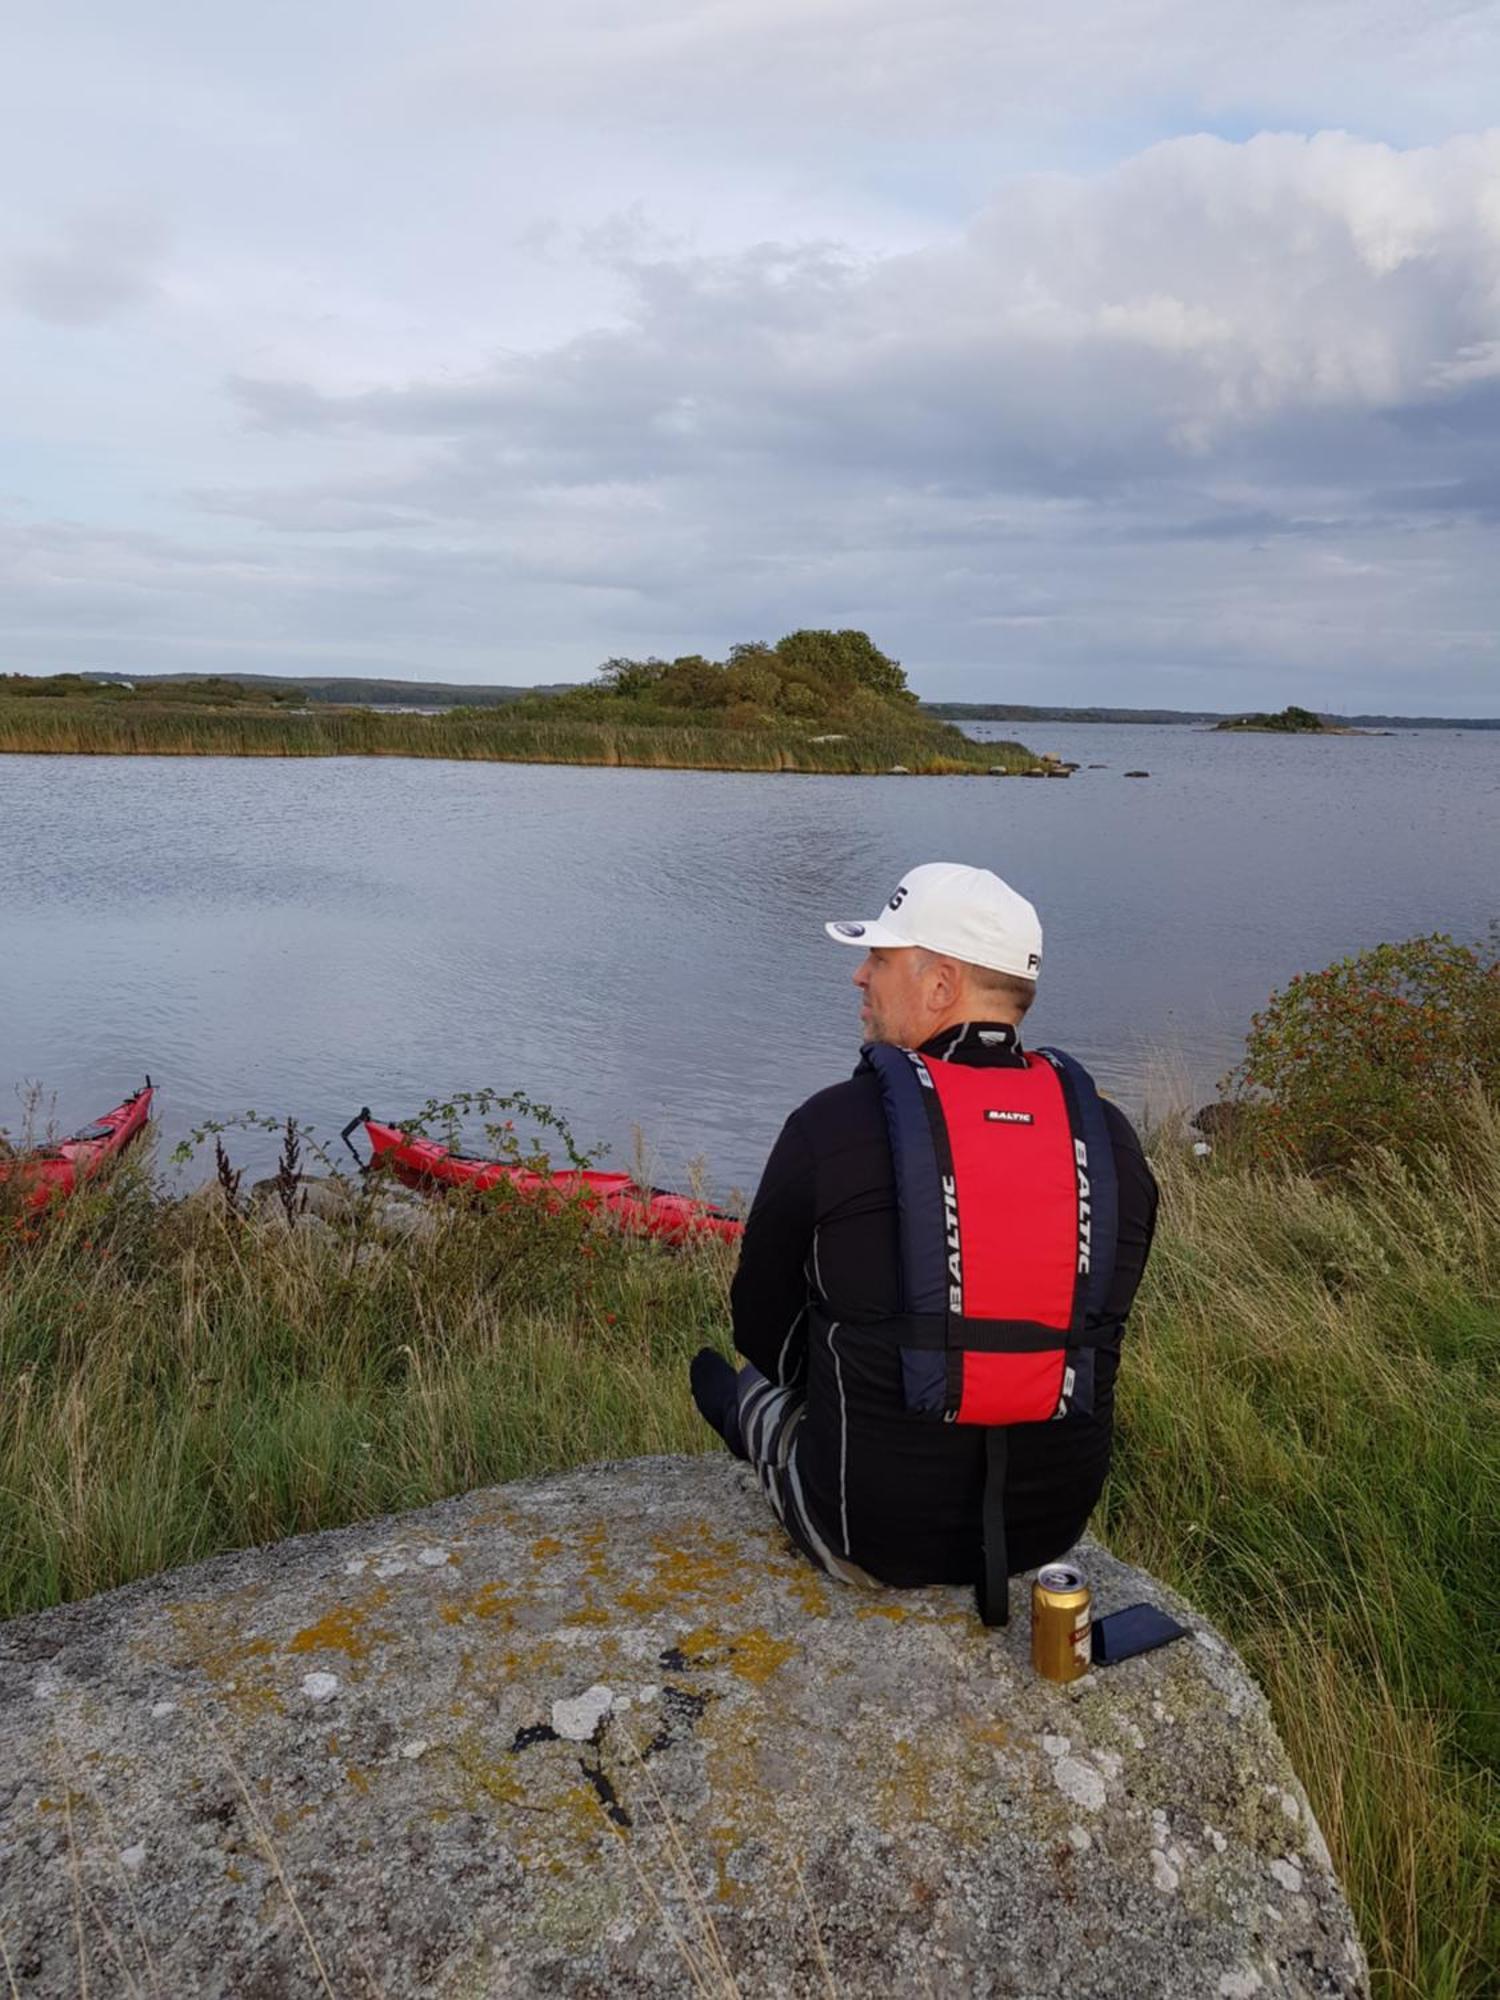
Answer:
[
  {"xmin": 926, "ymin": 702, "xmax": 1500, "ymax": 729},
  {"xmin": 42, "ymin": 672, "xmax": 1499, "ymax": 729}
]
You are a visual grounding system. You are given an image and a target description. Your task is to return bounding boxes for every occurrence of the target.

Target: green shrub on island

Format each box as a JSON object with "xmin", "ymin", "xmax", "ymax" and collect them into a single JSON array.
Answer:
[
  {"xmin": 513, "ymin": 628, "xmax": 927, "ymax": 733},
  {"xmin": 1222, "ymin": 933, "xmax": 1500, "ymax": 1174},
  {"xmin": 1216, "ymin": 703, "xmax": 1328, "ymax": 732}
]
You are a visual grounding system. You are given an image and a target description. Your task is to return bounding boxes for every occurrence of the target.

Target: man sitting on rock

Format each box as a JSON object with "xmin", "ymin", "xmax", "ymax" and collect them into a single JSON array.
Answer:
[{"xmin": 690, "ymin": 862, "xmax": 1159, "ymax": 1623}]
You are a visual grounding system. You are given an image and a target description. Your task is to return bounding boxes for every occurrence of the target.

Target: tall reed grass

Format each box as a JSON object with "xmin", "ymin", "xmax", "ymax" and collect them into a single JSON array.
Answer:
[
  {"xmin": 1, "ymin": 1113, "xmax": 1493, "ymax": 1996},
  {"xmin": 0, "ymin": 696, "xmax": 1039, "ymax": 774},
  {"xmin": 1098, "ymin": 1116, "xmax": 1498, "ymax": 2000}
]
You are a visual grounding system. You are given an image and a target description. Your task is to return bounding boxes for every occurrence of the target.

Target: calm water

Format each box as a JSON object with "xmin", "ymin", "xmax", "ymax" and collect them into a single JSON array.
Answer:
[{"xmin": 2, "ymin": 726, "xmax": 1496, "ymax": 1193}]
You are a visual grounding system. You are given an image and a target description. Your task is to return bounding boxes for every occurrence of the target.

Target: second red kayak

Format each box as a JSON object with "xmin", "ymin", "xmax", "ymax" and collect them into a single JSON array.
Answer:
[
  {"xmin": 358, "ymin": 1116, "xmax": 743, "ymax": 1245},
  {"xmin": 0, "ymin": 1080, "xmax": 154, "ymax": 1212}
]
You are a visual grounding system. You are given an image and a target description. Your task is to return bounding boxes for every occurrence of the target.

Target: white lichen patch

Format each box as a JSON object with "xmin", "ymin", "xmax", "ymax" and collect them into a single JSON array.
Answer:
[
  {"xmin": 1067, "ymin": 1826, "xmax": 1092, "ymax": 1852},
  {"xmin": 1041, "ymin": 1733, "xmax": 1070, "ymax": 1758},
  {"xmin": 1052, "ymin": 1757, "xmax": 1107, "ymax": 1813},
  {"xmin": 1207, "ymin": 1826, "xmax": 1228, "ymax": 1854},
  {"xmin": 1278, "ymin": 1789, "xmax": 1301, "ymax": 1822},
  {"xmin": 150, "ymin": 1701, "xmax": 178, "ymax": 1719},
  {"xmin": 342, "ymin": 1558, "xmax": 368, "ymax": 1577},
  {"xmin": 302, "ymin": 1671, "xmax": 340, "ymax": 1704},
  {"xmin": 637, "ymin": 1684, "xmax": 661, "ymax": 1705},
  {"xmin": 416, "ymin": 1547, "xmax": 450, "ymax": 1567},
  {"xmin": 120, "ymin": 1843, "xmax": 146, "ymax": 1871},
  {"xmin": 1218, "ymin": 1972, "xmax": 1263, "ymax": 1998},
  {"xmin": 1270, "ymin": 1859, "xmax": 1304, "ymax": 1895},
  {"xmin": 1150, "ymin": 1849, "xmax": 1180, "ymax": 1894},
  {"xmin": 400, "ymin": 1740, "xmax": 429, "ymax": 1760},
  {"xmin": 1093, "ymin": 1750, "xmax": 1123, "ymax": 1781},
  {"xmin": 374, "ymin": 1558, "xmax": 409, "ymax": 1579},
  {"xmin": 552, "ymin": 1685, "xmax": 614, "ymax": 1742}
]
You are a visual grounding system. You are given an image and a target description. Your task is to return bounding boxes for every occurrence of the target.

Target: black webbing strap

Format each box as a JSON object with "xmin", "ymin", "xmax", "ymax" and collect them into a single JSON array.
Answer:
[{"xmin": 977, "ymin": 1426, "xmax": 1010, "ymax": 1626}]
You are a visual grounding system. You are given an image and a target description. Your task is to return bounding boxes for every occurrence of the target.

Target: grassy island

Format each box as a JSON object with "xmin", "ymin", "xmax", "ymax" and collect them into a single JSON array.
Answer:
[
  {"xmin": 1215, "ymin": 703, "xmax": 1344, "ymax": 733},
  {"xmin": 0, "ymin": 637, "xmax": 1048, "ymax": 774}
]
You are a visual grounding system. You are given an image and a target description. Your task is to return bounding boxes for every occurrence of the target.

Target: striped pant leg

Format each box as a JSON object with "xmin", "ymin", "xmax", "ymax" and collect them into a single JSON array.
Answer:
[{"xmin": 735, "ymin": 1365, "xmax": 877, "ymax": 1589}]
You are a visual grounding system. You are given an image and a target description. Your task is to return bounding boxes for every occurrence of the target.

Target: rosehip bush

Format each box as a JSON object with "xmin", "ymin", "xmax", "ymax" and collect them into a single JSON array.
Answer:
[{"xmin": 1224, "ymin": 933, "xmax": 1500, "ymax": 1174}]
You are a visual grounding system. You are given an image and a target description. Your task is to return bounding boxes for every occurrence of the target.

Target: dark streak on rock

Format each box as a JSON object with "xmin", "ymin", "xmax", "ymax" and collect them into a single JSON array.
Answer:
[
  {"xmin": 509, "ymin": 1723, "xmax": 560, "ymax": 1753},
  {"xmin": 579, "ymin": 1755, "xmax": 631, "ymax": 1829},
  {"xmin": 662, "ymin": 1686, "xmax": 712, "ymax": 1725}
]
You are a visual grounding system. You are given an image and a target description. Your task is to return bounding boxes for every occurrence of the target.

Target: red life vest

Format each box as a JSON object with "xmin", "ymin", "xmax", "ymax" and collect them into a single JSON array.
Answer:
[{"xmin": 858, "ymin": 1041, "xmax": 1121, "ymax": 1623}]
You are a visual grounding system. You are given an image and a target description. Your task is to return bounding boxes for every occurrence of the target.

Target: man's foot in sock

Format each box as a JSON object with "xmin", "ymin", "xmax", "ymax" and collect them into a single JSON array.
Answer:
[{"xmin": 690, "ymin": 1348, "xmax": 746, "ymax": 1459}]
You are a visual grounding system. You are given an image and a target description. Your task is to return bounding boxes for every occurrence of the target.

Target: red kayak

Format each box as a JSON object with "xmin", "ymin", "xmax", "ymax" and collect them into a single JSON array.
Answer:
[
  {"xmin": 0, "ymin": 1080, "xmax": 154, "ymax": 1213},
  {"xmin": 355, "ymin": 1115, "xmax": 743, "ymax": 1246}
]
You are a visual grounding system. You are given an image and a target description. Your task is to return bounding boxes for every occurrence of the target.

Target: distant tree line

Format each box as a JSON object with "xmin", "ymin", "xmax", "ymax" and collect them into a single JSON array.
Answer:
[{"xmin": 0, "ymin": 674, "xmax": 307, "ymax": 708}]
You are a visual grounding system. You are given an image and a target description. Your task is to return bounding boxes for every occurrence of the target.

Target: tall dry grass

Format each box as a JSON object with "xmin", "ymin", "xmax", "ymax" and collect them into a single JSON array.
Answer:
[
  {"xmin": 0, "ymin": 696, "xmax": 1039, "ymax": 774},
  {"xmin": 1097, "ymin": 1111, "xmax": 1498, "ymax": 1999}
]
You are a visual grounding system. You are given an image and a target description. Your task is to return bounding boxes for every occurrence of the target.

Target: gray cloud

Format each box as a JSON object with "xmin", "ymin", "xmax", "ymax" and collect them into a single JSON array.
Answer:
[
  {"xmin": 4, "ymin": 210, "xmax": 168, "ymax": 325},
  {"xmin": 224, "ymin": 133, "xmax": 1500, "ymax": 522},
  {"xmin": 404, "ymin": 1, "xmax": 1500, "ymax": 154}
]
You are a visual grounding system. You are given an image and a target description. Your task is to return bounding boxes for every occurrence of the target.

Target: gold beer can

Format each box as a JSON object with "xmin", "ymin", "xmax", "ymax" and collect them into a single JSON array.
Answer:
[{"xmin": 1031, "ymin": 1563, "xmax": 1092, "ymax": 1683}]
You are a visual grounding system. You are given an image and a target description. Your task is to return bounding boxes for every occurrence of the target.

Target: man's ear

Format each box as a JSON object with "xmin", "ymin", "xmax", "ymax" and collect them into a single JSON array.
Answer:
[{"xmin": 928, "ymin": 955, "xmax": 964, "ymax": 1007}]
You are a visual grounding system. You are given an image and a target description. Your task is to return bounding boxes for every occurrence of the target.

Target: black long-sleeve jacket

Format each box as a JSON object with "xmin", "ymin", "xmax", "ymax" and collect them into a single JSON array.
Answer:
[{"xmin": 730, "ymin": 1022, "xmax": 1159, "ymax": 1585}]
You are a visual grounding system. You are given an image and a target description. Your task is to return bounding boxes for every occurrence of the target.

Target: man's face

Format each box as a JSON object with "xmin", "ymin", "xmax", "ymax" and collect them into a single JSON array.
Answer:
[{"xmin": 853, "ymin": 947, "xmax": 933, "ymax": 1047}]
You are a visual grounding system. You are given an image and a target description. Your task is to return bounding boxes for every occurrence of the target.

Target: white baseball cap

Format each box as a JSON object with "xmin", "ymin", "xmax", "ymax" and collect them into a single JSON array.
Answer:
[{"xmin": 824, "ymin": 862, "xmax": 1043, "ymax": 979}]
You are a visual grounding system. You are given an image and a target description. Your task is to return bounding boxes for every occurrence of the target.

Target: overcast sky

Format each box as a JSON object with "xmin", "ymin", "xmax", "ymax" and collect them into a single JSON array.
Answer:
[{"xmin": 3, "ymin": 2, "xmax": 1499, "ymax": 710}]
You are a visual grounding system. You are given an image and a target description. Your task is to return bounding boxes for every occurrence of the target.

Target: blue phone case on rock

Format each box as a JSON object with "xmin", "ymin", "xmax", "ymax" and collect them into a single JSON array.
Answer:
[{"xmin": 1090, "ymin": 1601, "xmax": 1188, "ymax": 1665}]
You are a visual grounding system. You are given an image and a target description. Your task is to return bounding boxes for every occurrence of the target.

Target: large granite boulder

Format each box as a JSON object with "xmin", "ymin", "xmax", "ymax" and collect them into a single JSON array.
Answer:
[{"xmin": 0, "ymin": 1456, "xmax": 1367, "ymax": 1998}]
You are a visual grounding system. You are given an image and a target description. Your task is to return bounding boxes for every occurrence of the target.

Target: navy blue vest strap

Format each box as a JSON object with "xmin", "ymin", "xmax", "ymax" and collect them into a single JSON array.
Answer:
[
  {"xmin": 978, "ymin": 1428, "xmax": 1009, "ymax": 1626},
  {"xmin": 1036, "ymin": 1047, "xmax": 1120, "ymax": 1324},
  {"xmin": 841, "ymin": 1311, "xmax": 1089, "ymax": 1354},
  {"xmin": 860, "ymin": 1044, "xmax": 949, "ymax": 1316}
]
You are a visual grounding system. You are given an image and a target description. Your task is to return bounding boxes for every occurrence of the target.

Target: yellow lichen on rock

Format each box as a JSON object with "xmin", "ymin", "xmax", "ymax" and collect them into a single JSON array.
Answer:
[
  {"xmin": 286, "ymin": 1591, "xmax": 391, "ymax": 1660},
  {"xmin": 439, "ymin": 1579, "xmax": 519, "ymax": 1628},
  {"xmin": 613, "ymin": 1524, "xmax": 746, "ymax": 1615},
  {"xmin": 725, "ymin": 1630, "xmax": 797, "ymax": 1686}
]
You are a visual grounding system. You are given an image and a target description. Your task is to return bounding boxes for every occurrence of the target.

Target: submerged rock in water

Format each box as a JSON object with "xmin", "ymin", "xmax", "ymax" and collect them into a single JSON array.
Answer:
[{"xmin": 0, "ymin": 1456, "xmax": 1367, "ymax": 1998}]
